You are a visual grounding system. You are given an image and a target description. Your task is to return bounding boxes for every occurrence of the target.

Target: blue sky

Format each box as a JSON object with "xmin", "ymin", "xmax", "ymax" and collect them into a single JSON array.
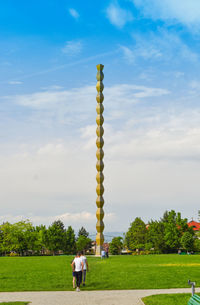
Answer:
[{"xmin": 1, "ymin": 0, "xmax": 200, "ymax": 234}]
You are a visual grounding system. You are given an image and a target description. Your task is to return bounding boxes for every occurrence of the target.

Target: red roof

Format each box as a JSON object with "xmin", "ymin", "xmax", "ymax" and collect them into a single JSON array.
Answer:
[{"xmin": 188, "ymin": 221, "xmax": 200, "ymax": 231}]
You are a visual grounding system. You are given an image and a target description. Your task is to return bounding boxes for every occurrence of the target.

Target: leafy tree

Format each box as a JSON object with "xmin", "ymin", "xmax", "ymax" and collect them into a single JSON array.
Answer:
[
  {"xmin": 163, "ymin": 210, "xmax": 181, "ymax": 252},
  {"xmin": 144, "ymin": 242, "xmax": 153, "ymax": 251},
  {"xmin": 0, "ymin": 222, "xmax": 14, "ymax": 254},
  {"xmin": 109, "ymin": 237, "xmax": 123, "ymax": 255},
  {"xmin": 161, "ymin": 211, "xmax": 169, "ymax": 223},
  {"xmin": 14, "ymin": 220, "xmax": 36, "ymax": 255},
  {"xmin": 125, "ymin": 217, "xmax": 147, "ymax": 250},
  {"xmin": 64, "ymin": 226, "xmax": 76, "ymax": 254},
  {"xmin": 0, "ymin": 220, "xmax": 36, "ymax": 255},
  {"xmin": 76, "ymin": 235, "xmax": 92, "ymax": 252},
  {"xmin": 181, "ymin": 232, "xmax": 194, "ymax": 252},
  {"xmin": 46, "ymin": 220, "xmax": 66, "ymax": 255},
  {"xmin": 34, "ymin": 225, "xmax": 47, "ymax": 254},
  {"xmin": 194, "ymin": 238, "xmax": 200, "ymax": 252},
  {"xmin": 147, "ymin": 220, "xmax": 166, "ymax": 252},
  {"xmin": 78, "ymin": 227, "xmax": 89, "ymax": 238},
  {"xmin": 163, "ymin": 210, "xmax": 193, "ymax": 253}
]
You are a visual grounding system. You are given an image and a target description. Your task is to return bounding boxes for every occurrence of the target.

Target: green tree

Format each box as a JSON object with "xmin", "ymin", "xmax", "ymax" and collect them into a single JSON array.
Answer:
[
  {"xmin": 147, "ymin": 220, "xmax": 165, "ymax": 252},
  {"xmin": 181, "ymin": 232, "xmax": 194, "ymax": 252},
  {"xmin": 109, "ymin": 237, "xmax": 123, "ymax": 255},
  {"xmin": 0, "ymin": 220, "xmax": 37, "ymax": 255},
  {"xmin": 78, "ymin": 227, "xmax": 89, "ymax": 238},
  {"xmin": 194, "ymin": 238, "xmax": 200, "ymax": 252},
  {"xmin": 163, "ymin": 210, "xmax": 181, "ymax": 252},
  {"xmin": 46, "ymin": 220, "xmax": 66, "ymax": 255},
  {"xmin": 0, "ymin": 222, "xmax": 14, "ymax": 254},
  {"xmin": 64, "ymin": 226, "xmax": 76, "ymax": 254},
  {"xmin": 125, "ymin": 217, "xmax": 147, "ymax": 250},
  {"xmin": 76, "ymin": 235, "xmax": 92, "ymax": 252},
  {"xmin": 13, "ymin": 220, "xmax": 36, "ymax": 255},
  {"xmin": 34, "ymin": 225, "xmax": 47, "ymax": 254},
  {"xmin": 162, "ymin": 210, "xmax": 193, "ymax": 253}
]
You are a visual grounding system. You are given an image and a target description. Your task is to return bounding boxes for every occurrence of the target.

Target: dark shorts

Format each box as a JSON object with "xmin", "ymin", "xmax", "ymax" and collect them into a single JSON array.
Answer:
[{"xmin": 72, "ymin": 271, "xmax": 76, "ymax": 277}]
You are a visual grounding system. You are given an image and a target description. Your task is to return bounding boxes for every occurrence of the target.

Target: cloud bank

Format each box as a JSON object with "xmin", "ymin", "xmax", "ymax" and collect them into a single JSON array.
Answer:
[{"xmin": 133, "ymin": 0, "xmax": 200, "ymax": 28}]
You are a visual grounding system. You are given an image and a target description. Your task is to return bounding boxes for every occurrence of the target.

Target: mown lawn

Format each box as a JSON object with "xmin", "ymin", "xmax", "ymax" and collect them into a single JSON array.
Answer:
[
  {"xmin": 0, "ymin": 303, "xmax": 29, "ymax": 305},
  {"xmin": 0, "ymin": 254, "xmax": 199, "ymax": 291},
  {"xmin": 142, "ymin": 293, "xmax": 196, "ymax": 305}
]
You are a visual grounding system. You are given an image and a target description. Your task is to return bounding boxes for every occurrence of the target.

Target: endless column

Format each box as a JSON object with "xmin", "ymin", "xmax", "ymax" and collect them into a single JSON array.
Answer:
[{"xmin": 95, "ymin": 64, "xmax": 105, "ymax": 256}]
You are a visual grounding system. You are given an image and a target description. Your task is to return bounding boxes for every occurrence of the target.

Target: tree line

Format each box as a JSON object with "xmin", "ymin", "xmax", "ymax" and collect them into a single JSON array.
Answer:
[
  {"xmin": 1, "ymin": 210, "xmax": 200, "ymax": 256},
  {"xmin": 109, "ymin": 210, "xmax": 200, "ymax": 254},
  {"xmin": 0, "ymin": 220, "xmax": 92, "ymax": 256}
]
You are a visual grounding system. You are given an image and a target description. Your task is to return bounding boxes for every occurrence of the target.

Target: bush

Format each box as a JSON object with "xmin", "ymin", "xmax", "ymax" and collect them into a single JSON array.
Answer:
[{"xmin": 9, "ymin": 252, "xmax": 19, "ymax": 257}]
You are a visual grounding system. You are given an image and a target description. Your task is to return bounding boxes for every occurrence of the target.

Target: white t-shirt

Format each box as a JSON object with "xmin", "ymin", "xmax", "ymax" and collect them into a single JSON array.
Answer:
[
  {"xmin": 81, "ymin": 256, "xmax": 87, "ymax": 270},
  {"xmin": 73, "ymin": 257, "xmax": 82, "ymax": 272},
  {"xmin": 101, "ymin": 250, "xmax": 105, "ymax": 257}
]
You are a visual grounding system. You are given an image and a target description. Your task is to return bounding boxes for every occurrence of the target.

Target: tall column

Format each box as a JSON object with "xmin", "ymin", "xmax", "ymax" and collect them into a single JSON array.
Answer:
[{"xmin": 95, "ymin": 64, "xmax": 105, "ymax": 256}]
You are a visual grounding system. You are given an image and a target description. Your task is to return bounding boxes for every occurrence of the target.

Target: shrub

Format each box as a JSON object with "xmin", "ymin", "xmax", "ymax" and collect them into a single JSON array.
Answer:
[{"xmin": 10, "ymin": 252, "xmax": 19, "ymax": 257}]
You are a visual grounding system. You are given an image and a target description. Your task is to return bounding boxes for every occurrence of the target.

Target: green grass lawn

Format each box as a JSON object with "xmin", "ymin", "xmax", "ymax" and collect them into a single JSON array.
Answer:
[
  {"xmin": 0, "ymin": 254, "xmax": 199, "ymax": 291},
  {"xmin": 0, "ymin": 303, "xmax": 29, "ymax": 305},
  {"xmin": 142, "ymin": 293, "xmax": 196, "ymax": 305}
]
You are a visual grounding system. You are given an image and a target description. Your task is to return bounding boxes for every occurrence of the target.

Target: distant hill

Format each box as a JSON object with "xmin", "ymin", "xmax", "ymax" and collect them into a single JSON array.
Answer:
[{"xmin": 89, "ymin": 232, "xmax": 124, "ymax": 242}]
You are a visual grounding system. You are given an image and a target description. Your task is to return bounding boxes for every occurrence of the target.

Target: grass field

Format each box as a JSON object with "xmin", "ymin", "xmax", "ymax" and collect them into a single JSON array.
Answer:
[
  {"xmin": 0, "ymin": 254, "xmax": 199, "ymax": 291},
  {"xmin": 0, "ymin": 303, "xmax": 29, "ymax": 305},
  {"xmin": 142, "ymin": 293, "xmax": 195, "ymax": 305}
]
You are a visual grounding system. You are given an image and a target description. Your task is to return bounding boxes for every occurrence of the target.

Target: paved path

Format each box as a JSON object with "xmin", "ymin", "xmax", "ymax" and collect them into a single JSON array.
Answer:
[{"xmin": 0, "ymin": 288, "xmax": 199, "ymax": 305}]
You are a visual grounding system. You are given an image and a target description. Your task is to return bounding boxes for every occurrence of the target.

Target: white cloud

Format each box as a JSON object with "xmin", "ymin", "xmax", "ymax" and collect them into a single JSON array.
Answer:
[
  {"xmin": 133, "ymin": 0, "xmax": 200, "ymax": 28},
  {"xmin": 0, "ymin": 212, "xmax": 116, "ymax": 231},
  {"xmin": 61, "ymin": 41, "xmax": 82, "ymax": 56},
  {"xmin": 69, "ymin": 8, "xmax": 80, "ymax": 20},
  {"xmin": 8, "ymin": 81, "xmax": 23, "ymax": 85},
  {"xmin": 1, "ymin": 83, "xmax": 200, "ymax": 230},
  {"xmin": 106, "ymin": 2, "xmax": 133, "ymax": 28},
  {"xmin": 121, "ymin": 31, "xmax": 198, "ymax": 64},
  {"xmin": 120, "ymin": 46, "xmax": 135, "ymax": 63},
  {"xmin": 1, "ymin": 106, "xmax": 200, "ymax": 230},
  {"xmin": 41, "ymin": 85, "xmax": 63, "ymax": 90},
  {"xmin": 3, "ymin": 84, "xmax": 168, "ymax": 124}
]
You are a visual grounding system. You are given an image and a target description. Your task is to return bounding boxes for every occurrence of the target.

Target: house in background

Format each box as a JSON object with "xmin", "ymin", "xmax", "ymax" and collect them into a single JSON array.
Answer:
[{"xmin": 188, "ymin": 220, "xmax": 200, "ymax": 233}]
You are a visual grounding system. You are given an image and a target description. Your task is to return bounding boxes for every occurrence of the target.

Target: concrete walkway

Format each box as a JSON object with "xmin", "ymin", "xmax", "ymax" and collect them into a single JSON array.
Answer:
[{"xmin": 0, "ymin": 288, "xmax": 199, "ymax": 305}]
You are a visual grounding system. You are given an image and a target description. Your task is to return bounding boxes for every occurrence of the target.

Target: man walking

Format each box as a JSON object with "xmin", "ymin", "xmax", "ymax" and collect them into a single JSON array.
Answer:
[
  {"xmin": 72, "ymin": 252, "xmax": 83, "ymax": 292},
  {"xmin": 80, "ymin": 251, "xmax": 89, "ymax": 286}
]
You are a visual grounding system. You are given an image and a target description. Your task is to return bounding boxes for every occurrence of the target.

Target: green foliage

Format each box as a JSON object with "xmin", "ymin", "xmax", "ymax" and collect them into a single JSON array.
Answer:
[
  {"xmin": 0, "ymin": 219, "xmax": 92, "ymax": 256},
  {"xmin": 144, "ymin": 210, "xmax": 195, "ymax": 254},
  {"xmin": 181, "ymin": 232, "xmax": 194, "ymax": 251},
  {"xmin": 34, "ymin": 225, "xmax": 48, "ymax": 254},
  {"xmin": 0, "ymin": 220, "xmax": 36, "ymax": 255},
  {"xmin": 194, "ymin": 238, "xmax": 200, "ymax": 252},
  {"xmin": 163, "ymin": 210, "xmax": 194, "ymax": 253},
  {"xmin": 147, "ymin": 221, "xmax": 166, "ymax": 252},
  {"xmin": 64, "ymin": 226, "xmax": 76, "ymax": 254},
  {"xmin": 109, "ymin": 237, "xmax": 123, "ymax": 255},
  {"xmin": 125, "ymin": 217, "xmax": 147, "ymax": 250},
  {"xmin": 76, "ymin": 235, "xmax": 92, "ymax": 252},
  {"xmin": 144, "ymin": 242, "xmax": 153, "ymax": 251},
  {"xmin": 78, "ymin": 227, "xmax": 89, "ymax": 238},
  {"xmin": 46, "ymin": 220, "xmax": 66, "ymax": 255},
  {"xmin": 163, "ymin": 210, "xmax": 181, "ymax": 252}
]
